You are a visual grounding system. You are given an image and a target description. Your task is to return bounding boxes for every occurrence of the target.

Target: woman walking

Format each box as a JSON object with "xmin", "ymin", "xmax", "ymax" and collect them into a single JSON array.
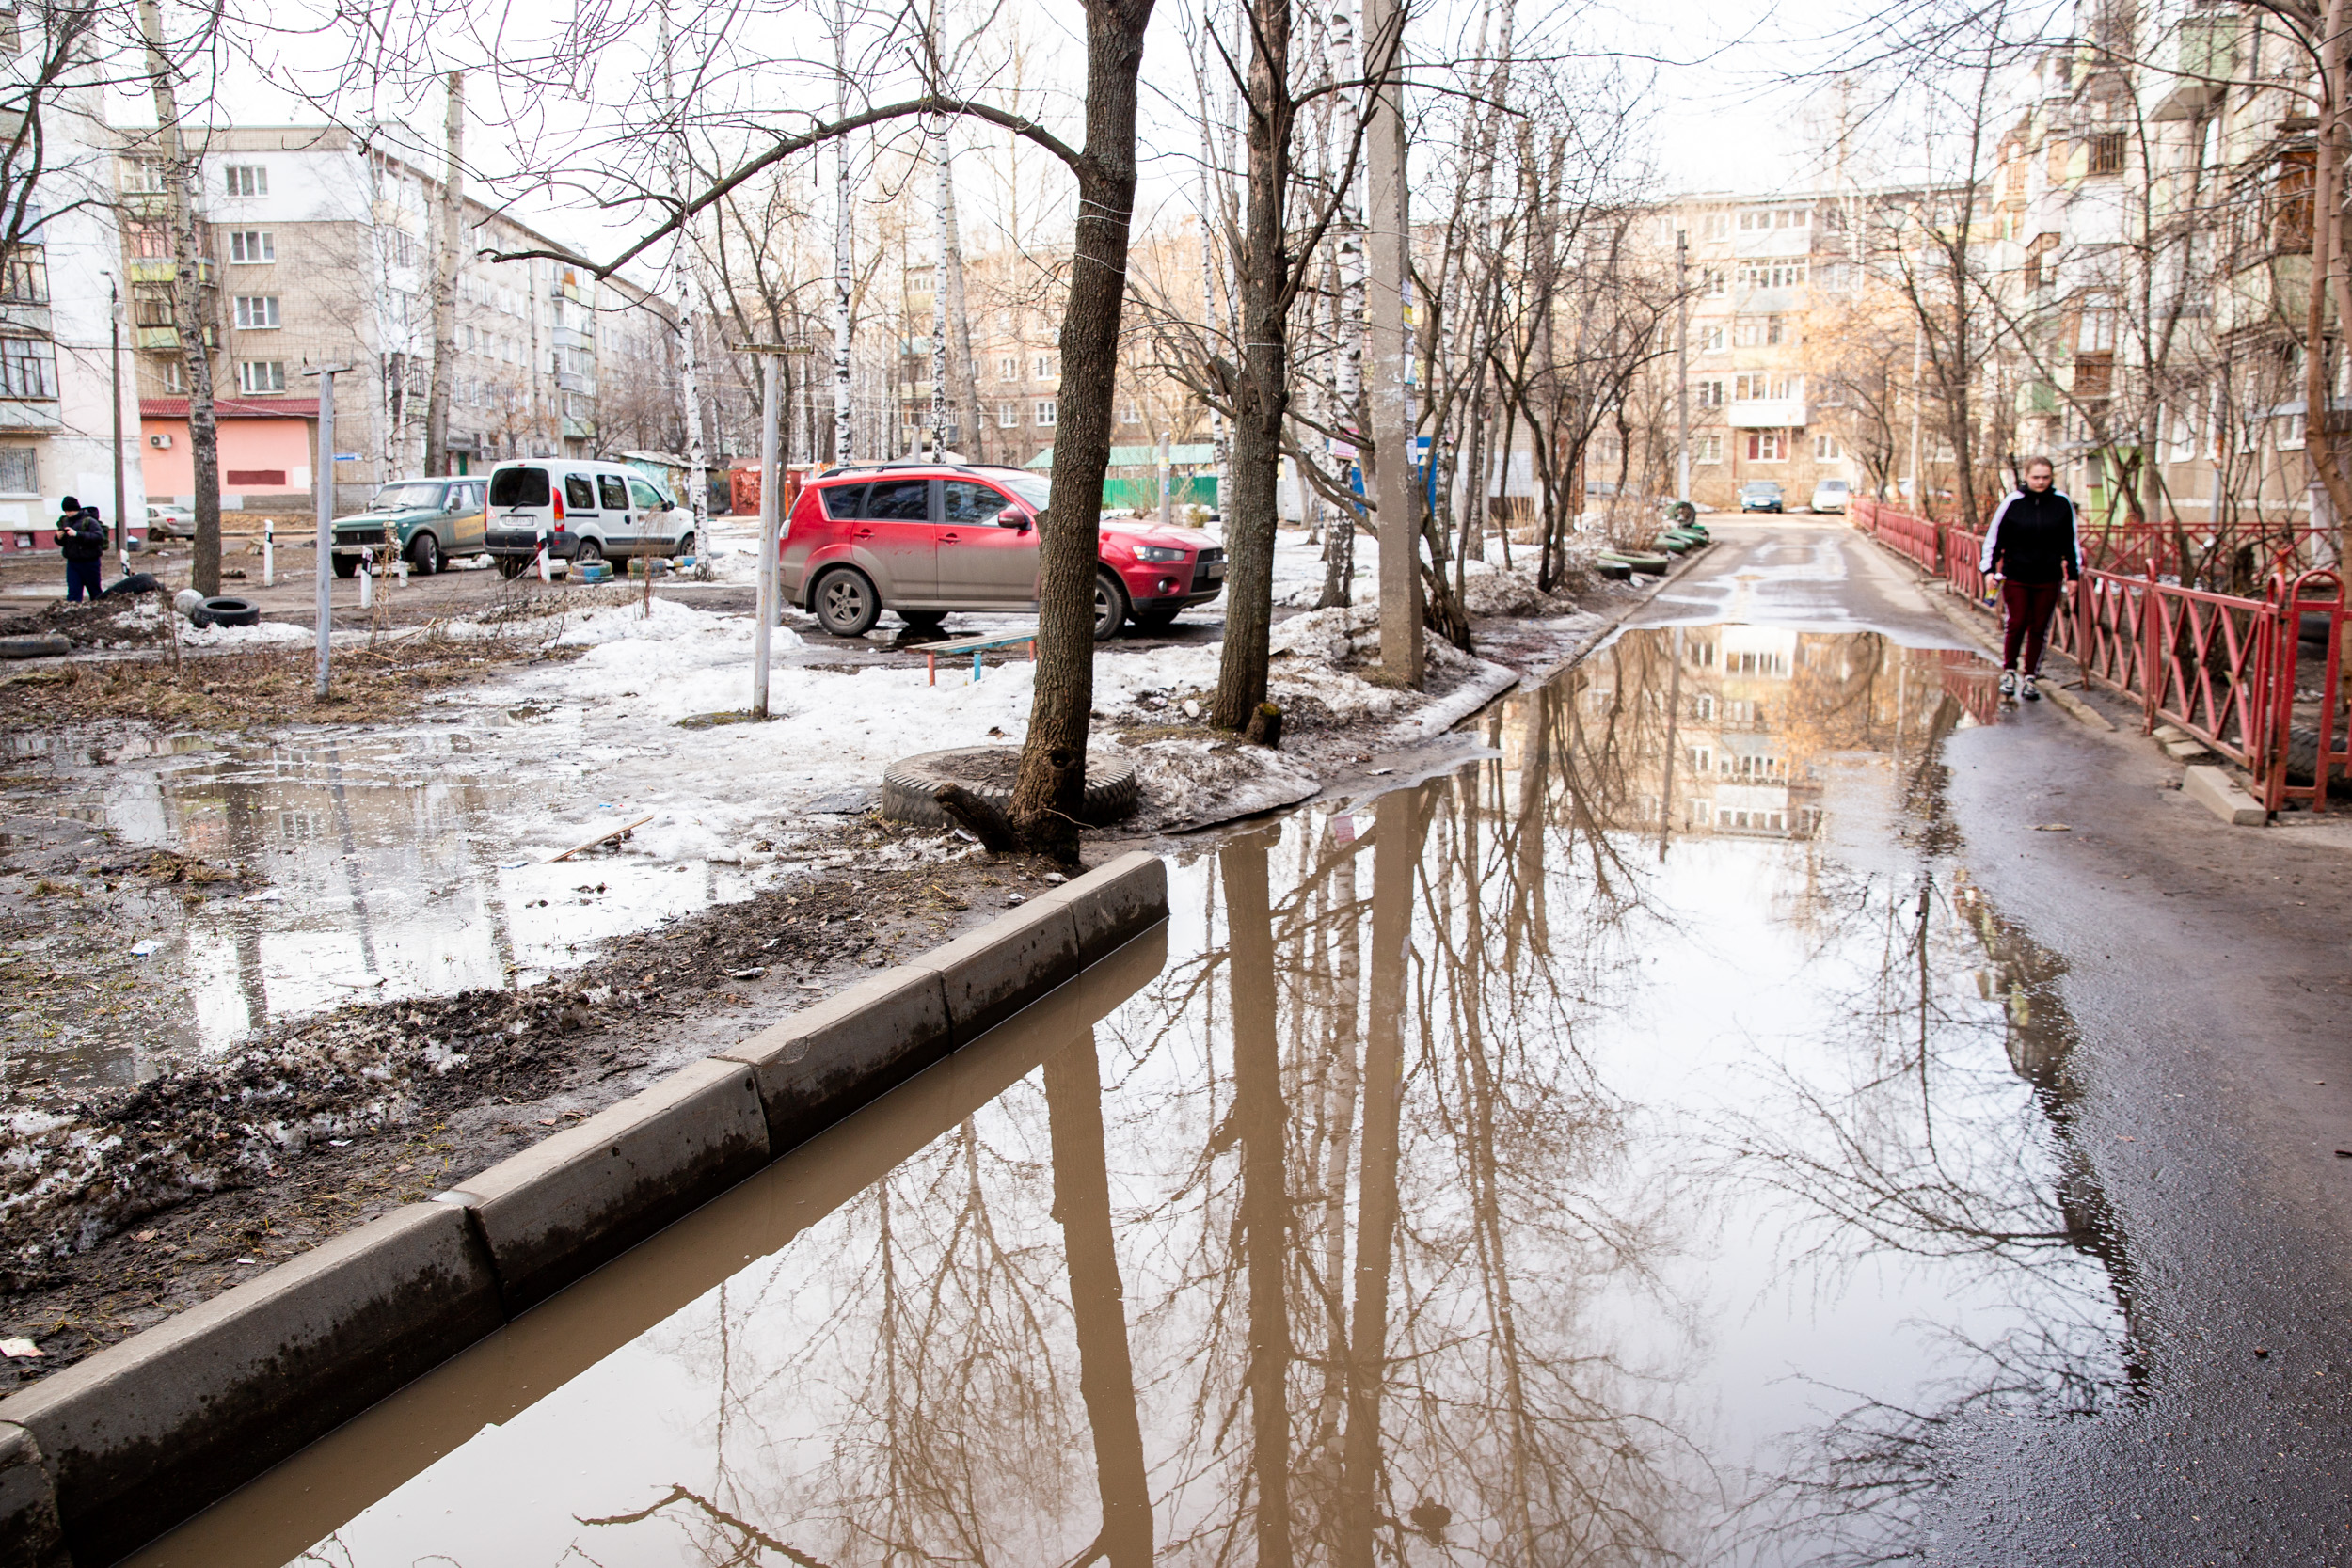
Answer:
[{"xmin": 1978, "ymin": 457, "xmax": 2081, "ymax": 702}]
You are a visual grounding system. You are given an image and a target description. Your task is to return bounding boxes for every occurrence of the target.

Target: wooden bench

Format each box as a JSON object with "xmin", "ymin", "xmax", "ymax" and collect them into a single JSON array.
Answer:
[{"xmin": 919, "ymin": 632, "xmax": 1038, "ymax": 686}]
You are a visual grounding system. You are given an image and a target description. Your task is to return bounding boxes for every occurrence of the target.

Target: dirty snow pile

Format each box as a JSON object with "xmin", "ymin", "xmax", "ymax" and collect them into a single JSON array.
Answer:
[{"xmin": 179, "ymin": 617, "xmax": 313, "ymax": 648}]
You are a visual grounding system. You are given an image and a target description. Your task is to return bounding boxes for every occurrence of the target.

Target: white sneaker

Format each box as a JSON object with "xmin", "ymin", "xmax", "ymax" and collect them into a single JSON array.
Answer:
[
  {"xmin": 2021, "ymin": 674, "xmax": 2041, "ymax": 702},
  {"xmin": 1999, "ymin": 670, "xmax": 2017, "ymax": 698}
]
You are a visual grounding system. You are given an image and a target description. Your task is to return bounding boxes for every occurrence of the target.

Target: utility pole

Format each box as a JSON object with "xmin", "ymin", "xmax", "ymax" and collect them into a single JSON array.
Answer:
[
  {"xmin": 304, "ymin": 364, "xmax": 351, "ymax": 699},
  {"xmin": 425, "ymin": 71, "xmax": 463, "ymax": 477},
  {"xmin": 1676, "ymin": 230, "xmax": 1691, "ymax": 505},
  {"xmin": 737, "ymin": 344, "xmax": 798, "ymax": 718},
  {"xmin": 1907, "ymin": 322, "xmax": 1925, "ymax": 511},
  {"xmin": 1363, "ymin": 0, "xmax": 1421, "ymax": 685},
  {"xmin": 106, "ymin": 276, "xmax": 126, "ymax": 559},
  {"xmin": 832, "ymin": 0, "xmax": 853, "ymax": 466},
  {"xmin": 136, "ymin": 0, "xmax": 221, "ymax": 598}
]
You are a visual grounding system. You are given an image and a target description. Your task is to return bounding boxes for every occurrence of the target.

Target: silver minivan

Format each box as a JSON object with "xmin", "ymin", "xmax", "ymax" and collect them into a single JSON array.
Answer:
[{"xmin": 483, "ymin": 459, "xmax": 694, "ymax": 578}]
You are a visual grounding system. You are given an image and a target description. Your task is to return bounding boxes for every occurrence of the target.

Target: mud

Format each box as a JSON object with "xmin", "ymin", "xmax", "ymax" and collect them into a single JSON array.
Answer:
[{"xmin": 0, "ymin": 817, "xmax": 1068, "ymax": 1391}]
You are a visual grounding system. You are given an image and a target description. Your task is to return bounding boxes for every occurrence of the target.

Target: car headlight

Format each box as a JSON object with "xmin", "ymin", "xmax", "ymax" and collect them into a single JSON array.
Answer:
[{"xmin": 1133, "ymin": 546, "xmax": 1187, "ymax": 562}]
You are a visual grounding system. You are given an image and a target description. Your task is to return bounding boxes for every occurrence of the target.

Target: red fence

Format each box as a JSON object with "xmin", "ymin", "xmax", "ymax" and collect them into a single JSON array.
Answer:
[{"xmin": 1852, "ymin": 498, "xmax": 2347, "ymax": 813}]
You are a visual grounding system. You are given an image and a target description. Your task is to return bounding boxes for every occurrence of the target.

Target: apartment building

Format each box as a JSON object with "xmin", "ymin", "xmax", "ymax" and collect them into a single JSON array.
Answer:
[
  {"xmin": 1661, "ymin": 193, "xmax": 1863, "ymax": 513},
  {"xmin": 116, "ymin": 125, "xmax": 677, "ymax": 510}
]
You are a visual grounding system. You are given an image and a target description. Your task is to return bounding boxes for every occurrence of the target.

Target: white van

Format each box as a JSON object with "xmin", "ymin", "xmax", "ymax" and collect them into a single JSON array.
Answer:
[{"xmin": 483, "ymin": 459, "xmax": 694, "ymax": 578}]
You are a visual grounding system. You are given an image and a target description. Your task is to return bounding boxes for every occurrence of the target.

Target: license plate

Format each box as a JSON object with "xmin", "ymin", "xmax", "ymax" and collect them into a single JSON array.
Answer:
[{"xmin": 1201, "ymin": 562, "xmax": 1224, "ymax": 579}]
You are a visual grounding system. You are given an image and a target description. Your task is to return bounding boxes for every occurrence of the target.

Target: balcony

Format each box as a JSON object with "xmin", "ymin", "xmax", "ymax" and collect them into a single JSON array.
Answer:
[
  {"xmin": 2218, "ymin": 253, "xmax": 2321, "ymax": 338},
  {"xmin": 2149, "ymin": 13, "xmax": 2237, "ymax": 121},
  {"xmin": 127, "ymin": 258, "xmax": 213, "ymax": 284},
  {"xmin": 1727, "ymin": 398, "xmax": 1807, "ymax": 429}
]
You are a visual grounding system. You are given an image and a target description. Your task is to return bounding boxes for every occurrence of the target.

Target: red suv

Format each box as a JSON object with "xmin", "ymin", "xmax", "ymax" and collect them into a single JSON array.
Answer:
[{"xmin": 779, "ymin": 461, "xmax": 1225, "ymax": 641}]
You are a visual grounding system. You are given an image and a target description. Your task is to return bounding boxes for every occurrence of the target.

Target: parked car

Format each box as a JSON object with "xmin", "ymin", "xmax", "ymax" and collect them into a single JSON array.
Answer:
[
  {"xmin": 1739, "ymin": 481, "xmax": 1786, "ymax": 514},
  {"xmin": 1809, "ymin": 478, "xmax": 1851, "ymax": 514},
  {"xmin": 481, "ymin": 459, "xmax": 693, "ymax": 578},
  {"xmin": 780, "ymin": 461, "xmax": 1226, "ymax": 641},
  {"xmin": 329, "ymin": 478, "xmax": 489, "ymax": 577},
  {"xmin": 146, "ymin": 504, "xmax": 195, "ymax": 540}
]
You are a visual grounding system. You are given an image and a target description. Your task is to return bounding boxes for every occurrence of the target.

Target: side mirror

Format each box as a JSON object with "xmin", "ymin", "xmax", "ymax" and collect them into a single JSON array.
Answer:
[{"xmin": 1016, "ymin": 511, "xmax": 1040, "ymax": 532}]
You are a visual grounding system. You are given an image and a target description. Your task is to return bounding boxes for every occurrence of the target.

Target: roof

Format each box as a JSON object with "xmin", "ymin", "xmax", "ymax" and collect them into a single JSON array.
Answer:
[
  {"xmin": 1024, "ymin": 443, "xmax": 1217, "ymax": 470},
  {"xmin": 141, "ymin": 397, "xmax": 321, "ymax": 420}
]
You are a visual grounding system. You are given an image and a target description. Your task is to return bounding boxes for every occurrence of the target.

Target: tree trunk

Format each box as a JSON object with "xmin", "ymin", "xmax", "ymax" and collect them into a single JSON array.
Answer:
[
  {"xmin": 136, "ymin": 0, "xmax": 220, "ymax": 598},
  {"xmin": 1363, "ymin": 0, "xmax": 1421, "ymax": 685},
  {"xmin": 1008, "ymin": 0, "xmax": 1157, "ymax": 861},
  {"xmin": 2307, "ymin": 0, "xmax": 2352, "ymax": 575},
  {"xmin": 1212, "ymin": 0, "xmax": 1295, "ymax": 732},
  {"xmin": 424, "ymin": 71, "xmax": 463, "ymax": 477},
  {"xmin": 1043, "ymin": 1028, "xmax": 1153, "ymax": 1568},
  {"xmin": 1224, "ymin": 832, "xmax": 1293, "ymax": 1567}
]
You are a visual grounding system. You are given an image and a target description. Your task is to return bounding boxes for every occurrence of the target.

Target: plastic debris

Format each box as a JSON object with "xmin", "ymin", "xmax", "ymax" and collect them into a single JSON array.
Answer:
[
  {"xmin": 0, "ymin": 1338, "xmax": 43, "ymax": 1358},
  {"xmin": 130, "ymin": 939, "xmax": 160, "ymax": 957}
]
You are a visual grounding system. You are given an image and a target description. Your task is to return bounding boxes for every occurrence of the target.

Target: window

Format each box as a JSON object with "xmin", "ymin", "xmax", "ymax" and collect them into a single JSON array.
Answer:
[
  {"xmin": 120, "ymin": 158, "xmax": 167, "ymax": 195},
  {"xmin": 232, "ymin": 295, "xmax": 280, "ymax": 329},
  {"xmin": 223, "ymin": 165, "xmax": 266, "ymax": 198},
  {"xmin": 628, "ymin": 477, "xmax": 665, "ymax": 510},
  {"xmin": 596, "ymin": 474, "xmax": 629, "ymax": 510},
  {"xmin": 564, "ymin": 474, "xmax": 596, "ymax": 511},
  {"xmin": 945, "ymin": 480, "xmax": 1014, "ymax": 524},
  {"xmin": 998, "ymin": 355, "xmax": 1017, "ymax": 381},
  {"xmin": 1031, "ymin": 353, "xmax": 1057, "ymax": 382},
  {"xmin": 1695, "ymin": 434, "xmax": 1723, "ymax": 463},
  {"xmin": 0, "ymin": 337, "xmax": 55, "ymax": 398},
  {"xmin": 159, "ymin": 359, "xmax": 185, "ymax": 393},
  {"xmin": 1698, "ymin": 324, "xmax": 1725, "ymax": 352},
  {"xmin": 489, "ymin": 467, "xmax": 550, "ymax": 507},
  {"xmin": 390, "ymin": 230, "xmax": 415, "ymax": 267},
  {"xmin": 818, "ymin": 483, "xmax": 866, "ymax": 519},
  {"xmin": 1704, "ymin": 214, "xmax": 1729, "ymax": 239},
  {"xmin": 1746, "ymin": 429, "xmax": 1787, "ymax": 461},
  {"xmin": 865, "ymin": 480, "xmax": 929, "ymax": 519},
  {"xmin": 1767, "ymin": 315, "xmax": 1785, "ymax": 345},
  {"xmin": 1122, "ymin": 401, "xmax": 1142, "ymax": 424},
  {"xmin": 1733, "ymin": 373, "xmax": 1799, "ymax": 401},
  {"xmin": 236, "ymin": 360, "xmax": 286, "ymax": 393},
  {"xmin": 2089, "ymin": 131, "xmax": 2126, "ymax": 176},
  {"xmin": 1814, "ymin": 433, "xmax": 1841, "ymax": 459},
  {"xmin": 229, "ymin": 230, "xmax": 273, "ymax": 263},
  {"xmin": 2025, "ymin": 232, "xmax": 2059, "ymax": 292},
  {"xmin": 2077, "ymin": 306, "xmax": 2117, "ymax": 353},
  {"xmin": 1035, "ymin": 398, "xmax": 1057, "ymax": 426},
  {"xmin": 125, "ymin": 221, "xmax": 171, "ymax": 260},
  {"xmin": 0, "ymin": 447, "xmax": 35, "ymax": 497},
  {"xmin": 1738, "ymin": 208, "xmax": 1809, "ymax": 230},
  {"xmin": 1702, "ymin": 267, "xmax": 1726, "ymax": 298},
  {"xmin": 997, "ymin": 403, "xmax": 1019, "ymax": 428},
  {"xmin": 0, "ymin": 246, "xmax": 45, "ymax": 303},
  {"xmin": 1818, "ymin": 261, "xmax": 1853, "ymax": 292},
  {"xmin": 1693, "ymin": 378, "xmax": 1724, "ymax": 407},
  {"xmin": 1735, "ymin": 260, "xmax": 1808, "ymax": 289}
]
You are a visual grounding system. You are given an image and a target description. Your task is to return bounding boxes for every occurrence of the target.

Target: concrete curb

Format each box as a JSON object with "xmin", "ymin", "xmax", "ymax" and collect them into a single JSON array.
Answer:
[
  {"xmin": 2185, "ymin": 764, "xmax": 2266, "ymax": 826},
  {"xmin": 0, "ymin": 849, "xmax": 1169, "ymax": 1565}
]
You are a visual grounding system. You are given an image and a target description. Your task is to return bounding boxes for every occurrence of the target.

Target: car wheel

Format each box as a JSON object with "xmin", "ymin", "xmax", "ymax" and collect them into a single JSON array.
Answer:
[
  {"xmin": 1093, "ymin": 571, "xmax": 1130, "ymax": 642},
  {"xmin": 495, "ymin": 557, "xmax": 530, "ymax": 579},
  {"xmin": 408, "ymin": 531, "xmax": 441, "ymax": 576},
  {"xmin": 673, "ymin": 531, "xmax": 695, "ymax": 560},
  {"xmin": 814, "ymin": 567, "xmax": 881, "ymax": 637},
  {"xmin": 331, "ymin": 555, "xmax": 360, "ymax": 579},
  {"xmin": 573, "ymin": 537, "xmax": 604, "ymax": 565}
]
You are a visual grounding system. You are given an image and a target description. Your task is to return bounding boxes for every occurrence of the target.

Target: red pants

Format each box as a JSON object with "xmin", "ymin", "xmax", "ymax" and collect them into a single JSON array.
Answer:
[{"xmin": 2000, "ymin": 579, "xmax": 2064, "ymax": 674}]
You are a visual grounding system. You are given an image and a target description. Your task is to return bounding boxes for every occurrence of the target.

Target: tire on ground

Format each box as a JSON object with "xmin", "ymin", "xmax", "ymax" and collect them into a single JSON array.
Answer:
[
  {"xmin": 881, "ymin": 746, "xmax": 1141, "ymax": 830},
  {"xmin": 190, "ymin": 596, "xmax": 261, "ymax": 629},
  {"xmin": 0, "ymin": 634, "xmax": 70, "ymax": 658},
  {"xmin": 2283, "ymin": 723, "xmax": 2352, "ymax": 785}
]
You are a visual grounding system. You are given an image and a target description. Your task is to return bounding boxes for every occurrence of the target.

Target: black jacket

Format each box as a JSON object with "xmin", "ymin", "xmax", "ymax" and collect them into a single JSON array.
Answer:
[
  {"xmin": 55, "ymin": 509, "xmax": 104, "ymax": 564},
  {"xmin": 1979, "ymin": 487, "xmax": 2081, "ymax": 585}
]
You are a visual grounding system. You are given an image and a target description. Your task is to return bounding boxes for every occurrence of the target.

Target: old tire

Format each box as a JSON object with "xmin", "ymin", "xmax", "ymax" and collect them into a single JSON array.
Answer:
[
  {"xmin": 813, "ymin": 567, "xmax": 881, "ymax": 637},
  {"xmin": 2283, "ymin": 724, "xmax": 2352, "ymax": 786},
  {"xmin": 881, "ymin": 746, "xmax": 1141, "ymax": 830},
  {"xmin": 0, "ymin": 635, "xmax": 69, "ymax": 658},
  {"xmin": 408, "ymin": 531, "xmax": 441, "ymax": 576},
  {"xmin": 191, "ymin": 596, "xmax": 261, "ymax": 629}
]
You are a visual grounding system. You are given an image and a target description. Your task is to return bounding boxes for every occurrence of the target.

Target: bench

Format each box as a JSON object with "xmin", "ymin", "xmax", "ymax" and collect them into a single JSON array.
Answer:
[{"xmin": 919, "ymin": 632, "xmax": 1038, "ymax": 686}]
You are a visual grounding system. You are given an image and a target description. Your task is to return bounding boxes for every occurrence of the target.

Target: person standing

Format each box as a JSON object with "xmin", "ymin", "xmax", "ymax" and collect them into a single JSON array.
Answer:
[
  {"xmin": 1978, "ymin": 457, "xmax": 2081, "ymax": 702},
  {"xmin": 54, "ymin": 495, "xmax": 104, "ymax": 604}
]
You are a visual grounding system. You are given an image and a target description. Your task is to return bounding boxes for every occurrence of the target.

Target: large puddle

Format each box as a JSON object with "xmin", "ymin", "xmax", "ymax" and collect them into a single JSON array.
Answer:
[{"xmin": 134, "ymin": 624, "xmax": 2128, "ymax": 1566}]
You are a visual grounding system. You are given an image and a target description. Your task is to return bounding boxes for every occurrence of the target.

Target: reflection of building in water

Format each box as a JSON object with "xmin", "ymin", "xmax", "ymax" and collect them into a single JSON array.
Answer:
[{"xmin": 1570, "ymin": 626, "xmax": 1986, "ymax": 840}]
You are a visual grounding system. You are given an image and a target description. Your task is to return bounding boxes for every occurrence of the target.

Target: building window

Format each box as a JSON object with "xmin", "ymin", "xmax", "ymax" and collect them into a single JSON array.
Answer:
[
  {"xmin": 2089, "ymin": 131, "xmax": 2126, "ymax": 176},
  {"xmin": 2077, "ymin": 305, "xmax": 2117, "ymax": 352},
  {"xmin": 0, "ymin": 449, "xmax": 34, "ymax": 494},
  {"xmin": 1031, "ymin": 353, "xmax": 1057, "ymax": 382},
  {"xmin": 1695, "ymin": 434, "xmax": 1723, "ymax": 463},
  {"xmin": 998, "ymin": 355, "xmax": 1017, "ymax": 381},
  {"xmin": 1747, "ymin": 429, "xmax": 1787, "ymax": 462},
  {"xmin": 2025, "ymin": 232, "xmax": 2059, "ymax": 293},
  {"xmin": 1693, "ymin": 378, "xmax": 1724, "ymax": 407},
  {"xmin": 1698, "ymin": 324, "xmax": 1725, "ymax": 352},
  {"xmin": 1733, "ymin": 317, "xmax": 1767, "ymax": 347},
  {"xmin": 997, "ymin": 403, "xmax": 1018, "ymax": 428},
  {"xmin": 232, "ymin": 295, "xmax": 280, "ymax": 329},
  {"xmin": 1034, "ymin": 398, "xmax": 1057, "ymax": 427},
  {"xmin": 237, "ymin": 360, "xmax": 287, "ymax": 393},
  {"xmin": 1738, "ymin": 208, "xmax": 1809, "ymax": 231},
  {"xmin": 125, "ymin": 221, "xmax": 172, "ymax": 260},
  {"xmin": 132, "ymin": 282, "xmax": 174, "ymax": 327},
  {"xmin": 1702, "ymin": 267, "xmax": 1726, "ymax": 298},
  {"xmin": 1766, "ymin": 315, "xmax": 1785, "ymax": 345},
  {"xmin": 229, "ymin": 230, "xmax": 274, "ymax": 263},
  {"xmin": 0, "ymin": 246, "xmax": 45, "ymax": 303},
  {"xmin": 1122, "ymin": 401, "xmax": 1142, "ymax": 424},
  {"xmin": 159, "ymin": 359, "xmax": 185, "ymax": 393},
  {"xmin": 223, "ymin": 165, "xmax": 266, "ymax": 198},
  {"xmin": 0, "ymin": 337, "xmax": 56, "ymax": 398},
  {"xmin": 1814, "ymin": 433, "xmax": 1841, "ymax": 459},
  {"xmin": 1735, "ymin": 260, "xmax": 1808, "ymax": 289},
  {"xmin": 1734, "ymin": 373, "xmax": 1800, "ymax": 401},
  {"xmin": 1818, "ymin": 261, "xmax": 1854, "ymax": 292},
  {"xmin": 120, "ymin": 158, "xmax": 170, "ymax": 195},
  {"xmin": 1704, "ymin": 214, "xmax": 1729, "ymax": 239}
]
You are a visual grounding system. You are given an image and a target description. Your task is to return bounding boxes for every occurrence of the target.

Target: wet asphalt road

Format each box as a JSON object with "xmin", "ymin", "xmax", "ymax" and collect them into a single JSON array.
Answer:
[{"xmin": 1664, "ymin": 522, "xmax": 2352, "ymax": 1564}]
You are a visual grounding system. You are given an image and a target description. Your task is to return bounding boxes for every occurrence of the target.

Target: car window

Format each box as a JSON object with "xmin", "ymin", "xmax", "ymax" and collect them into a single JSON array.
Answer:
[
  {"xmin": 628, "ymin": 477, "xmax": 665, "ymax": 510},
  {"xmin": 489, "ymin": 467, "xmax": 548, "ymax": 507},
  {"xmin": 865, "ymin": 480, "xmax": 930, "ymax": 521},
  {"xmin": 944, "ymin": 481, "xmax": 1013, "ymax": 525},
  {"xmin": 564, "ymin": 475, "xmax": 597, "ymax": 511},
  {"xmin": 447, "ymin": 484, "xmax": 480, "ymax": 512},
  {"xmin": 375, "ymin": 482, "xmax": 448, "ymax": 510},
  {"xmin": 597, "ymin": 474, "xmax": 630, "ymax": 510},
  {"xmin": 819, "ymin": 483, "xmax": 866, "ymax": 519}
]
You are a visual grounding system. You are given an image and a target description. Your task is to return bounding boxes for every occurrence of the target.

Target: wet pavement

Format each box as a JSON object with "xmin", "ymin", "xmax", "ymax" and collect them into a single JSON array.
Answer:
[{"xmin": 117, "ymin": 524, "xmax": 2352, "ymax": 1563}]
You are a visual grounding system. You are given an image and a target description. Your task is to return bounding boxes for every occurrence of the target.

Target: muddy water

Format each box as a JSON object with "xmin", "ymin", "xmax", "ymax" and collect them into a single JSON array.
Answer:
[
  {"xmin": 134, "ymin": 625, "xmax": 2127, "ymax": 1567},
  {"xmin": 5, "ymin": 719, "xmax": 767, "ymax": 1063}
]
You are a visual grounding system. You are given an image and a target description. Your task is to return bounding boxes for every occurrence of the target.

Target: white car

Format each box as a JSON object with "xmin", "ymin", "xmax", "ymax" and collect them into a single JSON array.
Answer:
[
  {"xmin": 146, "ymin": 503, "xmax": 195, "ymax": 538},
  {"xmin": 481, "ymin": 458, "xmax": 692, "ymax": 578},
  {"xmin": 1809, "ymin": 479, "xmax": 1851, "ymax": 514}
]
